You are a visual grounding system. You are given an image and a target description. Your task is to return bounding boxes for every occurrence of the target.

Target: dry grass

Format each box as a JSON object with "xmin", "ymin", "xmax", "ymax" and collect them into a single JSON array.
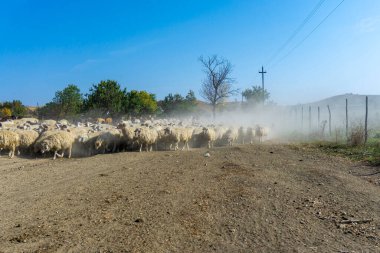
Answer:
[{"xmin": 348, "ymin": 124, "xmax": 365, "ymax": 147}]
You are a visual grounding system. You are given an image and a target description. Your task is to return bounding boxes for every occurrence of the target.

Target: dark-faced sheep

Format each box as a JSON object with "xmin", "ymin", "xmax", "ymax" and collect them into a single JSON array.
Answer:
[{"xmin": 134, "ymin": 127, "xmax": 158, "ymax": 152}]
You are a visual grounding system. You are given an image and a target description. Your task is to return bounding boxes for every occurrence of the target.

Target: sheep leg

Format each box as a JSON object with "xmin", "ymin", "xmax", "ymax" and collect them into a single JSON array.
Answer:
[
  {"xmin": 139, "ymin": 144, "xmax": 143, "ymax": 152},
  {"xmin": 149, "ymin": 145, "xmax": 153, "ymax": 152},
  {"xmin": 9, "ymin": 145, "xmax": 15, "ymax": 158},
  {"xmin": 186, "ymin": 142, "xmax": 189, "ymax": 150},
  {"xmin": 54, "ymin": 151, "xmax": 64, "ymax": 159},
  {"xmin": 68, "ymin": 147, "xmax": 72, "ymax": 159}
]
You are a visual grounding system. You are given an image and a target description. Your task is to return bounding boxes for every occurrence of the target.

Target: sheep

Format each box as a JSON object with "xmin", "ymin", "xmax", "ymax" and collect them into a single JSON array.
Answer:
[
  {"xmin": 96, "ymin": 118, "xmax": 105, "ymax": 124},
  {"xmin": 0, "ymin": 120, "xmax": 14, "ymax": 129},
  {"xmin": 199, "ymin": 127, "xmax": 216, "ymax": 149},
  {"xmin": 57, "ymin": 119, "xmax": 69, "ymax": 125},
  {"xmin": 133, "ymin": 126, "xmax": 158, "ymax": 152},
  {"xmin": 190, "ymin": 127, "xmax": 204, "ymax": 148},
  {"xmin": 41, "ymin": 119, "xmax": 57, "ymax": 126},
  {"xmin": 75, "ymin": 131, "xmax": 102, "ymax": 156},
  {"xmin": 214, "ymin": 126, "xmax": 228, "ymax": 146},
  {"xmin": 13, "ymin": 118, "xmax": 39, "ymax": 126},
  {"xmin": 161, "ymin": 126, "xmax": 180, "ymax": 150},
  {"xmin": 160, "ymin": 126, "xmax": 192, "ymax": 151},
  {"xmin": 237, "ymin": 127, "xmax": 245, "ymax": 144},
  {"xmin": 13, "ymin": 129, "xmax": 39, "ymax": 155},
  {"xmin": 0, "ymin": 130, "xmax": 20, "ymax": 158},
  {"xmin": 221, "ymin": 127, "xmax": 239, "ymax": 146},
  {"xmin": 255, "ymin": 125, "xmax": 269, "ymax": 143},
  {"xmin": 117, "ymin": 122, "xmax": 136, "ymax": 151},
  {"xmin": 178, "ymin": 127, "xmax": 193, "ymax": 150},
  {"xmin": 94, "ymin": 129, "xmax": 122, "ymax": 154},
  {"xmin": 245, "ymin": 127, "xmax": 255, "ymax": 144},
  {"xmin": 105, "ymin": 117, "xmax": 113, "ymax": 124},
  {"xmin": 34, "ymin": 131, "xmax": 75, "ymax": 159}
]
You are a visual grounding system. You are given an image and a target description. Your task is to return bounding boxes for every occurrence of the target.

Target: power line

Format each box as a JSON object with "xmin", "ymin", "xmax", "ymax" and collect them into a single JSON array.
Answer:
[
  {"xmin": 266, "ymin": 0, "xmax": 327, "ymax": 66},
  {"xmin": 271, "ymin": 0, "xmax": 345, "ymax": 69}
]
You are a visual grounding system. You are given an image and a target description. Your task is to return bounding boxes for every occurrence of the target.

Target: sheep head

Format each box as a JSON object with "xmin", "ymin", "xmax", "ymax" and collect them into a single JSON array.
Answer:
[
  {"xmin": 133, "ymin": 128, "xmax": 140, "ymax": 138},
  {"xmin": 40, "ymin": 142, "xmax": 50, "ymax": 153},
  {"xmin": 163, "ymin": 127, "xmax": 172, "ymax": 135},
  {"xmin": 95, "ymin": 139, "xmax": 103, "ymax": 150}
]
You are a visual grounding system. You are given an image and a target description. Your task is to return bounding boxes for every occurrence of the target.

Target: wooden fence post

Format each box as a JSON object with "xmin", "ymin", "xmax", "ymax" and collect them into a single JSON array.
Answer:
[
  {"xmin": 327, "ymin": 105, "xmax": 331, "ymax": 136},
  {"xmin": 309, "ymin": 106, "xmax": 311, "ymax": 133},
  {"xmin": 365, "ymin": 96, "xmax": 368, "ymax": 144},
  {"xmin": 346, "ymin": 98, "xmax": 348, "ymax": 139},
  {"xmin": 318, "ymin": 106, "xmax": 320, "ymax": 128}
]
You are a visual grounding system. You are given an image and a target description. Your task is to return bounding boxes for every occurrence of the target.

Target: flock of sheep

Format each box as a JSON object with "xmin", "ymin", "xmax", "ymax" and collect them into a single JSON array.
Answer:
[{"xmin": 0, "ymin": 117, "xmax": 269, "ymax": 159}]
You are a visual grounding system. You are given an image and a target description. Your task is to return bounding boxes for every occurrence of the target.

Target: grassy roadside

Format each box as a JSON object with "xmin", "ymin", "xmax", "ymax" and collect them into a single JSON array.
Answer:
[{"xmin": 310, "ymin": 139, "xmax": 380, "ymax": 166}]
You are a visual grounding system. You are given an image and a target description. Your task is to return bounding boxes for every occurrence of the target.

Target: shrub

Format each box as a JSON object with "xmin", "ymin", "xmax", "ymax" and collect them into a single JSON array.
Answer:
[{"xmin": 348, "ymin": 124, "xmax": 365, "ymax": 146}]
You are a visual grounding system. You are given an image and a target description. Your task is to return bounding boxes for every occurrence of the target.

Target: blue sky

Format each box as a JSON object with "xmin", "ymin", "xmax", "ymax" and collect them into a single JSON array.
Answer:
[{"xmin": 1, "ymin": 0, "xmax": 379, "ymax": 106}]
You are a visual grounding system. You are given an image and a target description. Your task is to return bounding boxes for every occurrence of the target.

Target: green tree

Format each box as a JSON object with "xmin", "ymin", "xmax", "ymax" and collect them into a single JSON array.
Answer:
[
  {"xmin": 242, "ymin": 86, "xmax": 270, "ymax": 105},
  {"xmin": 37, "ymin": 102, "xmax": 60, "ymax": 119},
  {"xmin": 125, "ymin": 90, "xmax": 158, "ymax": 116},
  {"xmin": 84, "ymin": 80, "xmax": 127, "ymax": 116},
  {"xmin": 0, "ymin": 107, "xmax": 12, "ymax": 117},
  {"xmin": 0, "ymin": 100, "xmax": 27, "ymax": 117},
  {"xmin": 185, "ymin": 90, "xmax": 196, "ymax": 103},
  {"xmin": 160, "ymin": 90, "xmax": 197, "ymax": 116},
  {"xmin": 161, "ymin": 93, "xmax": 184, "ymax": 116},
  {"xmin": 53, "ymin": 84, "xmax": 83, "ymax": 118}
]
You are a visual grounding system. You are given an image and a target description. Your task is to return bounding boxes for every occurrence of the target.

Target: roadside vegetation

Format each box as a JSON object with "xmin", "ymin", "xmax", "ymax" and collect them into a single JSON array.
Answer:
[{"xmin": 307, "ymin": 127, "xmax": 380, "ymax": 166}]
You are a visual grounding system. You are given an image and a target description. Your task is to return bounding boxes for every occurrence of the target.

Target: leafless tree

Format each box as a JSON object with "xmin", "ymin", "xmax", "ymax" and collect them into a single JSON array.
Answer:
[{"xmin": 199, "ymin": 55, "xmax": 237, "ymax": 119}]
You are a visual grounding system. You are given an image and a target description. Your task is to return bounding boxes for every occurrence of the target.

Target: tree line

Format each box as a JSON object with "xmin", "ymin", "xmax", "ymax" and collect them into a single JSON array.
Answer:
[
  {"xmin": 35, "ymin": 80, "xmax": 198, "ymax": 119},
  {"xmin": 1, "ymin": 55, "xmax": 270, "ymax": 119}
]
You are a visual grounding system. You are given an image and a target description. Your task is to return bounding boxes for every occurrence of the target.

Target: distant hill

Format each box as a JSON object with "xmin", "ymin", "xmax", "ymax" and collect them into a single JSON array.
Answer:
[
  {"xmin": 293, "ymin": 94, "xmax": 380, "ymax": 127},
  {"xmin": 304, "ymin": 94, "xmax": 380, "ymax": 110}
]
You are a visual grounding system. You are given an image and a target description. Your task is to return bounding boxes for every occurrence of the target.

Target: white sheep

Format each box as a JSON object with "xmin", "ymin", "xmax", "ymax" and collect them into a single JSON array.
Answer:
[
  {"xmin": 13, "ymin": 129, "xmax": 39, "ymax": 155},
  {"xmin": 133, "ymin": 126, "xmax": 158, "ymax": 152},
  {"xmin": 34, "ymin": 131, "xmax": 75, "ymax": 159},
  {"xmin": 245, "ymin": 127, "xmax": 255, "ymax": 144},
  {"xmin": 255, "ymin": 125, "xmax": 269, "ymax": 143},
  {"xmin": 161, "ymin": 126, "xmax": 181, "ymax": 150},
  {"xmin": 178, "ymin": 127, "xmax": 193, "ymax": 150},
  {"xmin": 41, "ymin": 119, "xmax": 57, "ymax": 126},
  {"xmin": 214, "ymin": 126, "xmax": 228, "ymax": 146},
  {"xmin": 237, "ymin": 127, "xmax": 245, "ymax": 144},
  {"xmin": 222, "ymin": 127, "xmax": 239, "ymax": 146},
  {"xmin": 117, "ymin": 122, "xmax": 137, "ymax": 151},
  {"xmin": 0, "ymin": 130, "xmax": 20, "ymax": 158}
]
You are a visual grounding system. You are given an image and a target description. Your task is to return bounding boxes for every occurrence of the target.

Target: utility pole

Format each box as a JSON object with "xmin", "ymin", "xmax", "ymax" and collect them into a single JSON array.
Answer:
[{"xmin": 259, "ymin": 66, "xmax": 267, "ymax": 103}]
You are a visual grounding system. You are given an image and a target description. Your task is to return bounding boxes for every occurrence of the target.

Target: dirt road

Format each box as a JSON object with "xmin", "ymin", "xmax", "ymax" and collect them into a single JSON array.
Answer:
[{"xmin": 0, "ymin": 144, "xmax": 379, "ymax": 252}]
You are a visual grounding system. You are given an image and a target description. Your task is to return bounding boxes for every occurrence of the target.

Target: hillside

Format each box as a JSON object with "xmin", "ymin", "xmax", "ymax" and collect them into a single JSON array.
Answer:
[{"xmin": 298, "ymin": 94, "xmax": 380, "ymax": 110}]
